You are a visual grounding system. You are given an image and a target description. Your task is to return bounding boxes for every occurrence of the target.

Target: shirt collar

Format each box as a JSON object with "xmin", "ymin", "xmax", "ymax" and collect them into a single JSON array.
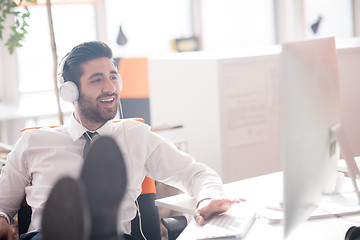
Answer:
[{"xmin": 66, "ymin": 113, "xmax": 113, "ymax": 141}]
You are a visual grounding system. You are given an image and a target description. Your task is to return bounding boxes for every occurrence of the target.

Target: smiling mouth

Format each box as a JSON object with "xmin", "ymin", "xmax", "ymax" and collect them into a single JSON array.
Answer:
[
  {"xmin": 100, "ymin": 97, "xmax": 115, "ymax": 103},
  {"xmin": 98, "ymin": 95, "xmax": 118, "ymax": 107}
]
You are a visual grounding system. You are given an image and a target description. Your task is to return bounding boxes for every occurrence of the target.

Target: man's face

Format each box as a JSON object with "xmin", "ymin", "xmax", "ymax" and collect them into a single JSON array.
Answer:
[{"xmin": 76, "ymin": 57, "xmax": 120, "ymax": 126}]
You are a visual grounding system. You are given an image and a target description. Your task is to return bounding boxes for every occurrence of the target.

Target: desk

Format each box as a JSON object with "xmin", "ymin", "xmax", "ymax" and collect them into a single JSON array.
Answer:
[
  {"xmin": 0, "ymin": 102, "xmax": 72, "ymax": 144},
  {"xmin": 0, "ymin": 102, "xmax": 71, "ymax": 121},
  {"xmin": 155, "ymin": 172, "xmax": 360, "ymax": 240}
]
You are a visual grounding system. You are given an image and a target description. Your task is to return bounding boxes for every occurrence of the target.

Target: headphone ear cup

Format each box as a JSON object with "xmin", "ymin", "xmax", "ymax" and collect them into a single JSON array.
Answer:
[
  {"xmin": 60, "ymin": 81, "xmax": 79, "ymax": 102},
  {"xmin": 118, "ymin": 73, "xmax": 123, "ymax": 92}
]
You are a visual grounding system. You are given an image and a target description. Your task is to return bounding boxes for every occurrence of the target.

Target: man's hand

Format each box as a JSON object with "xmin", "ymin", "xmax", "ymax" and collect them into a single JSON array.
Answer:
[
  {"xmin": 0, "ymin": 217, "xmax": 14, "ymax": 240},
  {"xmin": 194, "ymin": 198, "xmax": 244, "ymax": 226}
]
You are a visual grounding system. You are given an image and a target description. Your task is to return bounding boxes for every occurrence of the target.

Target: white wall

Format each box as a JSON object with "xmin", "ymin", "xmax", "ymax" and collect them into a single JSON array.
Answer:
[
  {"xmin": 149, "ymin": 53, "xmax": 222, "ymax": 174},
  {"xmin": 337, "ymin": 42, "xmax": 360, "ymax": 157}
]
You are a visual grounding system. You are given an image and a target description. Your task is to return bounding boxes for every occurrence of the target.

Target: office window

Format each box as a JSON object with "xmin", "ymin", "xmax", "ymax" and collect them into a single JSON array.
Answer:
[
  {"xmin": 17, "ymin": 4, "xmax": 97, "ymax": 94},
  {"xmin": 104, "ymin": 0, "xmax": 192, "ymax": 57},
  {"xmin": 304, "ymin": 0, "xmax": 353, "ymax": 39},
  {"xmin": 201, "ymin": 0, "xmax": 275, "ymax": 51}
]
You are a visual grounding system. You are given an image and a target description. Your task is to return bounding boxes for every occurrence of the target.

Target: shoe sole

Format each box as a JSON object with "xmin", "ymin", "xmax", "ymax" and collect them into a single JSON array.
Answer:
[
  {"xmin": 80, "ymin": 136, "xmax": 127, "ymax": 240},
  {"xmin": 42, "ymin": 177, "xmax": 90, "ymax": 240}
]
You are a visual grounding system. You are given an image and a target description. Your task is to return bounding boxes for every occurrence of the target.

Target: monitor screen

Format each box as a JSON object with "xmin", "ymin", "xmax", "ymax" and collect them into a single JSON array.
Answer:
[{"xmin": 281, "ymin": 37, "xmax": 341, "ymax": 238}]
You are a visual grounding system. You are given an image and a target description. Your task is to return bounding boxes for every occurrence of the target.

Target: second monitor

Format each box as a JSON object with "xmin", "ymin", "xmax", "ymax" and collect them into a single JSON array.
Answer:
[{"xmin": 281, "ymin": 37, "xmax": 359, "ymax": 238}]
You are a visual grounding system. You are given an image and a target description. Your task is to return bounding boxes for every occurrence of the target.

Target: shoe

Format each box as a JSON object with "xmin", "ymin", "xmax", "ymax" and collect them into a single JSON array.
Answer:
[
  {"xmin": 42, "ymin": 177, "xmax": 90, "ymax": 240},
  {"xmin": 80, "ymin": 136, "xmax": 127, "ymax": 240}
]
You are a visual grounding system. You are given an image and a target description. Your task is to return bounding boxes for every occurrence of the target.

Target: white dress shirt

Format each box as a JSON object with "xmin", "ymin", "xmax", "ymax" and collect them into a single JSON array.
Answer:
[{"xmin": 0, "ymin": 114, "xmax": 224, "ymax": 234}]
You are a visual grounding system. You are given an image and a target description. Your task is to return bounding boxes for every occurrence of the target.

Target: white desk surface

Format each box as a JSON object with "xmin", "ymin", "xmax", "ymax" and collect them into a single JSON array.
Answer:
[
  {"xmin": 155, "ymin": 172, "xmax": 360, "ymax": 240},
  {"xmin": 0, "ymin": 102, "xmax": 72, "ymax": 121}
]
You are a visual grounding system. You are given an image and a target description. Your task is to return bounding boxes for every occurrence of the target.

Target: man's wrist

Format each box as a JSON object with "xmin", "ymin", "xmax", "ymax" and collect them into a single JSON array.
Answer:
[
  {"xmin": 196, "ymin": 198, "xmax": 212, "ymax": 209},
  {"xmin": 0, "ymin": 213, "xmax": 9, "ymax": 225}
]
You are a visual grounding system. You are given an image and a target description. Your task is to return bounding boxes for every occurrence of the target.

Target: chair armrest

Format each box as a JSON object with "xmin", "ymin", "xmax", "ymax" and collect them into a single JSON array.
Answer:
[{"xmin": 161, "ymin": 215, "xmax": 187, "ymax": 240}]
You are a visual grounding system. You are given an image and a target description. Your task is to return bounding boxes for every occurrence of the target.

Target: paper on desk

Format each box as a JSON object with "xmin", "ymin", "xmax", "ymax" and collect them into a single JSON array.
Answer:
[{"xmin": 220, "ymin": 62, "xmax": 271, "ymax": 147}]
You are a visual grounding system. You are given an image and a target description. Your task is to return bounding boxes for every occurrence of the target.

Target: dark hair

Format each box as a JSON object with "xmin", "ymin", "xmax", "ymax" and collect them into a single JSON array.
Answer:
[{"xmin": 61, "ymin": 41, "xmax": 114, "ymax": 88}]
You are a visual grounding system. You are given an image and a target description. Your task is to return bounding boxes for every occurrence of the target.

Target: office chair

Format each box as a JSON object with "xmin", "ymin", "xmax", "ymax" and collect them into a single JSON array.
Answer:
[
  {"xmin": 17, "ymin": 119, "xmax": 187, "ymax": 240},
  {"xmin": 17, "ymin": 177, "xmax": 161, "ymax": 240},
  {"xmin": 345, "ymin": 226, "xmax": 360, "ymax": 240},
  {"xmin": 17, "ymin": 177, "xmax": 187, "ymax": 240},
  {"xmin": 131, "ymin": 177, "xmax": 161, "ymax": 240},
  {"xmin": 161, "ymin": 216, "xmax": 187, "ymax": 240}
]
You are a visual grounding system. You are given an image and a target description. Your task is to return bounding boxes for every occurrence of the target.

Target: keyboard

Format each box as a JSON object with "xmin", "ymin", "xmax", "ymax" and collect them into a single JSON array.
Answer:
[{"xmin": 192, "ymin": 202, "xmax": 256, "ymax": 240}]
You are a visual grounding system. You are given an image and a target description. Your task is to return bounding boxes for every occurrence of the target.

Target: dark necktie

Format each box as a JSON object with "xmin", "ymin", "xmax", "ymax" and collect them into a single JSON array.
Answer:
[{"xmin": 83, "ymin": 131, "xmax": 98, "ymax": 158}]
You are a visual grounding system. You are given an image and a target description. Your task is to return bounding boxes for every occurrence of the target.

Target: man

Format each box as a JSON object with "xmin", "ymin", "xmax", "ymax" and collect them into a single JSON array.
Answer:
[{"xmin": 0, "ymin": 41, "xmax": 238, "ymax": 240}]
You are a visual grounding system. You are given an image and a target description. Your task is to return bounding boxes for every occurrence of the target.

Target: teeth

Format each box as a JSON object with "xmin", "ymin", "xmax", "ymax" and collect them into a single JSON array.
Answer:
[{"xmin": 100, "ymin": 98, "xmax": 113, "ymax": 102}]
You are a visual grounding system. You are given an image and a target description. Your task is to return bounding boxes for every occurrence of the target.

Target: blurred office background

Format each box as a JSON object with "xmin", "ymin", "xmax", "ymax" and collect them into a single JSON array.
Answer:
[
  {"xmin": 1, "ymin": 1, "xmax": 360, "ymax": 238},
  {"xmin": 0, "ymin": 0, "xmax": 358, "ymax": 143},
  {"xmin": 0, "ymin": 0, "xmax": 359, "ymax": 157}
]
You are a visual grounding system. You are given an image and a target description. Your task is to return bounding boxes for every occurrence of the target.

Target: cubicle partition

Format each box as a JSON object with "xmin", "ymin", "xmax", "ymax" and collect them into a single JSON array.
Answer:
[{"xmin": 149, "ymin": 41, "xmax": 360, "ymax": 183}]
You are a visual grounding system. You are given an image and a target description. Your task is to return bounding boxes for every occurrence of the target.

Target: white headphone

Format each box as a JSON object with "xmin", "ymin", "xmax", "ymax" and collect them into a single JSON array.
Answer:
[{"xmin": 58, "ymin": 55, "xmax": 123, "ymax": 102}]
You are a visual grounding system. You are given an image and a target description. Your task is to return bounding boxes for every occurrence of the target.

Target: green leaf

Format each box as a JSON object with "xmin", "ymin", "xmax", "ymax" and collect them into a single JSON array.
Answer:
[
  {"xmin": 0, "ymin": 0, "xmax": 32, "ymax": 54},
  {"xmin": 10, "ymin": 1, "xmax": 18, "ymax": 8}
]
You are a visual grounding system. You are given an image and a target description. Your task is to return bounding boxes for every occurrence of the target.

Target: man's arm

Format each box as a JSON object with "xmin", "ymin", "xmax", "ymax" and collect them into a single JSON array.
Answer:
[
  {"xmin": 0, "ymin": 215, "xmax": 14, "ymax": 240},
  {"xmin": 0, "ymin": 135, "xmax": 31, "ymax": 239},
  {"xmin": 145, "ymin": 127, "xmax": 241, "ymax": 224}
]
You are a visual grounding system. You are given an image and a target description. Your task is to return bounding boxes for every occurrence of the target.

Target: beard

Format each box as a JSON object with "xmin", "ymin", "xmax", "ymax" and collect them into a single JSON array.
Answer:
[{"xmin": 77, "ymin": 93, "xmax": 119, "ymax": 125}]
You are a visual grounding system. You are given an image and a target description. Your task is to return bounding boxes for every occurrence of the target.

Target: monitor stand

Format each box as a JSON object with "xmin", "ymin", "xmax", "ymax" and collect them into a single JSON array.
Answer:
[
  {"xmin": 331, "ymin": 124, "xmax": 360, "ymax": 204},
  {"xmin": 257, "ymin": 124, "xmax": 360, "ymax": 227}
]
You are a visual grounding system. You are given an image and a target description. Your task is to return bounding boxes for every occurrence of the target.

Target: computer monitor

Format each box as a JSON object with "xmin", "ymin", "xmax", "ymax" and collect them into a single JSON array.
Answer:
[{"xmin": 281, "ymin": 37, "xmax": 342, "ymax": 238}]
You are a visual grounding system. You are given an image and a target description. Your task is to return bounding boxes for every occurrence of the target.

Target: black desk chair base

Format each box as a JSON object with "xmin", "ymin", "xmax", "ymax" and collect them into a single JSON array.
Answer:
[{"xmin": 161, "ymin": 215, "xmax": 187, "ymax": 240}]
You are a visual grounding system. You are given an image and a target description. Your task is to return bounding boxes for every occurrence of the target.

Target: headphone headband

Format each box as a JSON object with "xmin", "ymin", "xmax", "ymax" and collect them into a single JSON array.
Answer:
[
  {"xmin": 57, "ymin": 54, "xmax": 69, "ymax": 85},
  {"xmin": 58, "ymin": 55, "xmax": 123, "ymax": 102}
]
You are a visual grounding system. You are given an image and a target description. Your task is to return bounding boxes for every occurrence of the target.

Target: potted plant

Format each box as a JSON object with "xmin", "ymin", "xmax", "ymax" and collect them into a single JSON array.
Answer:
[{"xmin": 0, "ymin": 0, "xmax": 64, "ymax": 124}]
